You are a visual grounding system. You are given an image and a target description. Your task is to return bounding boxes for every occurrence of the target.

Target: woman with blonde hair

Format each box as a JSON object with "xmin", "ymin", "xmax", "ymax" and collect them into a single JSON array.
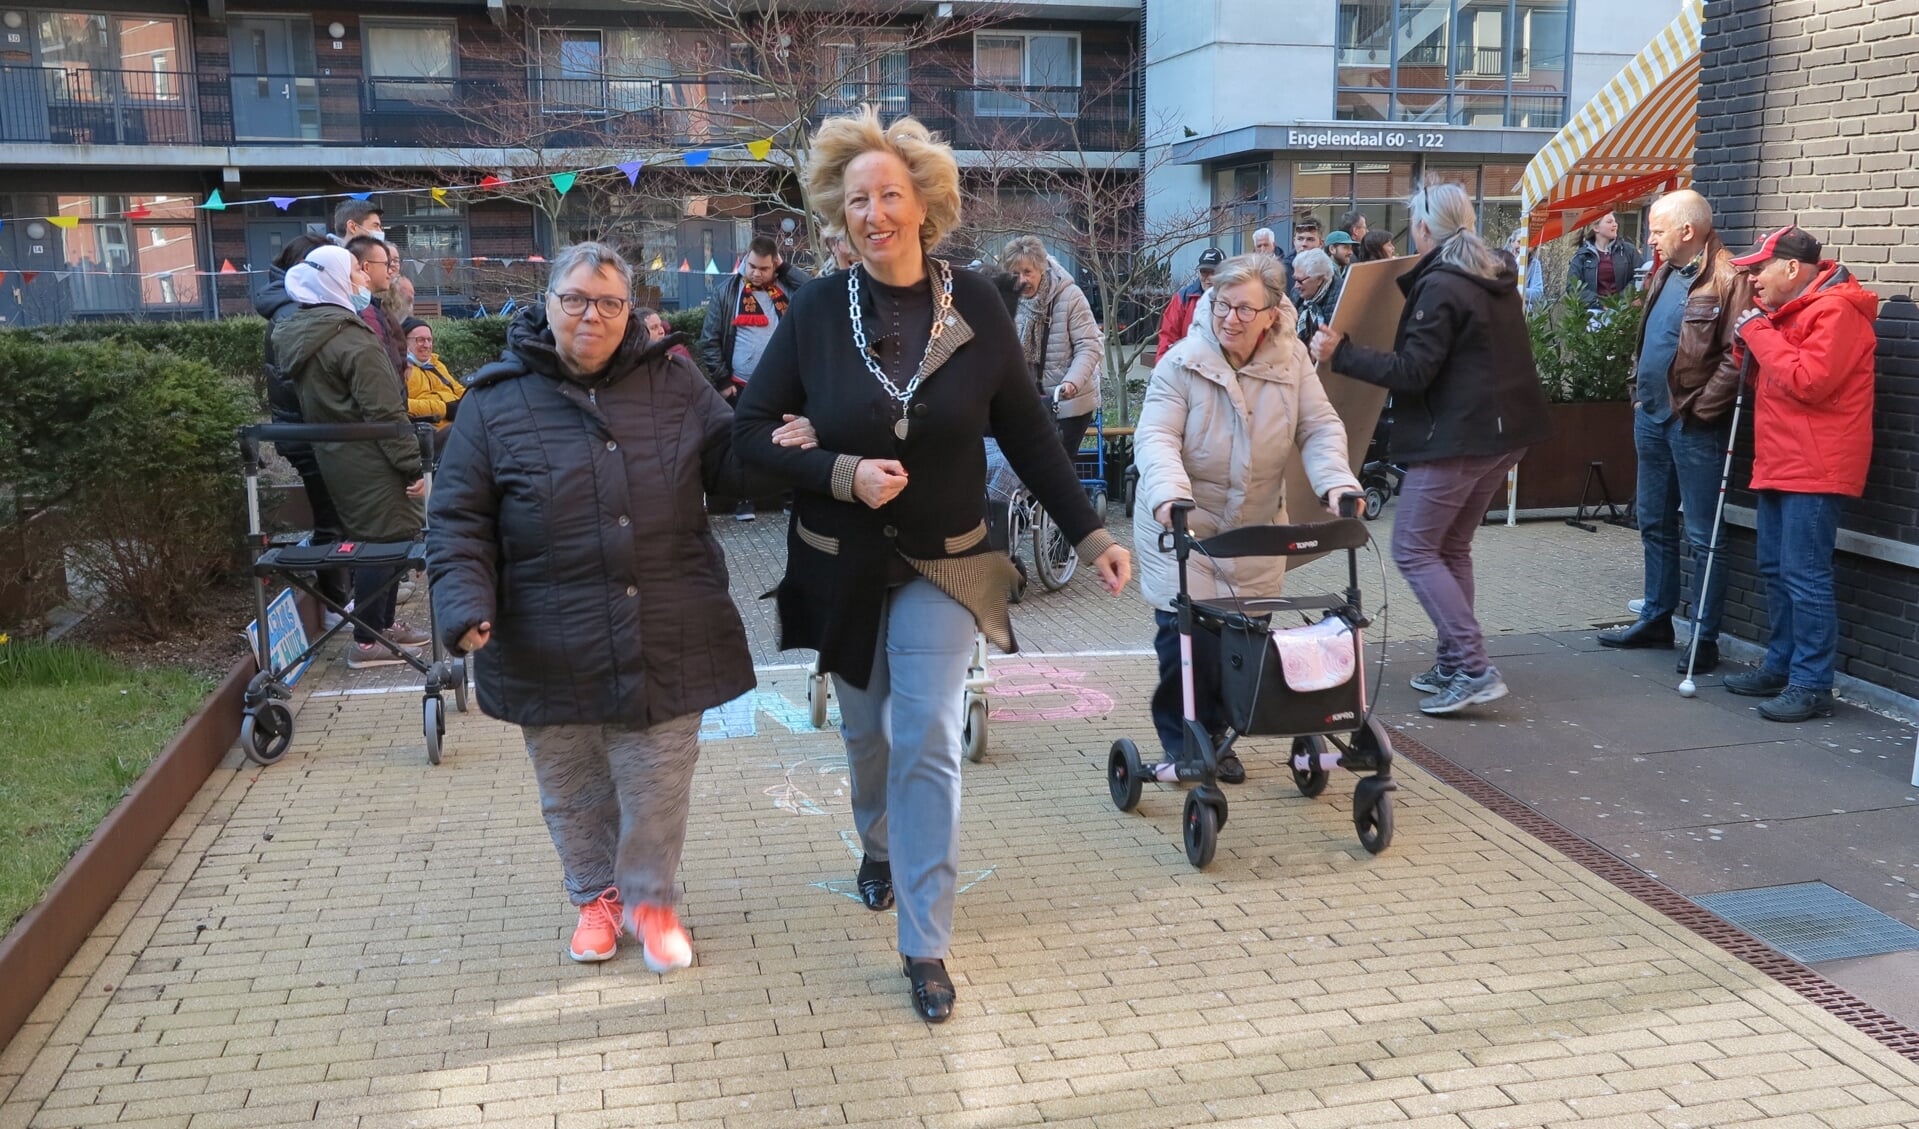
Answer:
[
  {"xmin": 1003, "ymin": 234, "xmax": 1102, "ymax": 453},
  {"xmin": 1312, "ymin": 180, "xmax": 1550, "ymax": 716},
  {"xmin": 735, "ymin": 105, "xmax": 1131, "ymax": 1023},
  {"xmin": 1134, "ymin": 252, "xmax": 1363, "ymax": 783}
]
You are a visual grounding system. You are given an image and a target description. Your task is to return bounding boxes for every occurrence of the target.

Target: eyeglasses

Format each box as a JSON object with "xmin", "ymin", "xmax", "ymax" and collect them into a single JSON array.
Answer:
[
  {"xmin": 553, "ymin": 293, "xmax": 631, "ymax": 318},
  {"xmin": 1213, "ymin": 301, "xmax": 1273, "ymax": 323}
]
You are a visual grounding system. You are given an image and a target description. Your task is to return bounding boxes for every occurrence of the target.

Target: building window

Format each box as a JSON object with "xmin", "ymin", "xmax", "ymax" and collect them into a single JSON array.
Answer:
[
  {"xmin": 388, "ymin": 195, "xmax": 468, "ymax": 298},
  {"xmin": 973, "ymin": 32, "xmax": 1080, "ymax": 116},
  {"xmin": 1335, "ymin": 0, "xmax": 1569, "ymax": 128},
  {"xmin": 822, "ymin": 30, "xmax": 908, "ymax": 118},
  {"xmin": 364, "ymin": 20, "xmax": 457, "ymax": 104},
  {"xmin": 539, "ymin": 29, "xmax": 606, "ymax": 110},
  {"xmin": 51, "ymin": 194, "xmax": 201, "ymax": 314}
]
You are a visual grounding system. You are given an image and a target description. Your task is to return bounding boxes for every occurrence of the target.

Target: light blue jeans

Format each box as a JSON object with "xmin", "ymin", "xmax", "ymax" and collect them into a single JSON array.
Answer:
[
  {"xmin": 831, "ymin": 578, "xmax": 976, "ymax": 960},
  {"xmin": 1634, "ymin": 409, "xmax": 1731, "ymax": 642}
]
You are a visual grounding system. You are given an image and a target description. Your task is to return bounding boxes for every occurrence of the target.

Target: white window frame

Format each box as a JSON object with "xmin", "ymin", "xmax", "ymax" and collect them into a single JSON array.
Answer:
[
  {"xmin": 972, "ymin": 31, "xmax": 1081, "ymax": 118},
  {"xmin": 363, "ymin": 17, "xmax": 459, "ymax": 103}
]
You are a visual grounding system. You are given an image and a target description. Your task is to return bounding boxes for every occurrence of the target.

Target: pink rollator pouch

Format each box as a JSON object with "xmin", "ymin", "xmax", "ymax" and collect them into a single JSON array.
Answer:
[{"xmin": 1270, "ymin": 617, "xmax": 1356, "ymax": 693}]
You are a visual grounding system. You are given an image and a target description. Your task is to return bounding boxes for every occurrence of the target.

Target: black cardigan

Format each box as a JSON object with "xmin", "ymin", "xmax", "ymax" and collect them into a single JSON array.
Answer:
[
  {"xmin": 1332, "ymin": 250, "xmax": 1552, "ymax": 464},
  {"xmin": 734, "ymin": 262, "xmax": 1105, "ymax": 688}
]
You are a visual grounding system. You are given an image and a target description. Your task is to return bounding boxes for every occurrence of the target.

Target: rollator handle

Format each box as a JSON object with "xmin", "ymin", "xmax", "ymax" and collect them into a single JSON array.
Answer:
[
  {"xmin": 1336, "ymin": 493, "xmax": 1363, "ymax": 520},
  {"xmin": 242, "ymin": 421, "xmax": 416, "ymax": 445},
  {"xmin": 1159, "ymin": 499, "xmax": 1197, "ymax": 555}
]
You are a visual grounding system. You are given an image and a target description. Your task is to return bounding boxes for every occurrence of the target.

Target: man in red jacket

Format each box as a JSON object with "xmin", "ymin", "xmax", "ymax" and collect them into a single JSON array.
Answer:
[
  {"xmin": 1154, "ymin": 247, "xmax": 1223, "ymax": 363},
  {"xmin": 1725, "ymin": 226, "xmax": 1878, "ymax": 722}
]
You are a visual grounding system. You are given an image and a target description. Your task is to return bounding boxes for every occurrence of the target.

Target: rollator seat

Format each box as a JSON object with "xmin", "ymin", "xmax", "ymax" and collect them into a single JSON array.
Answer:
[{"xmin": 256, "ymin": 540, "xmax": 425, "ymax": 576}]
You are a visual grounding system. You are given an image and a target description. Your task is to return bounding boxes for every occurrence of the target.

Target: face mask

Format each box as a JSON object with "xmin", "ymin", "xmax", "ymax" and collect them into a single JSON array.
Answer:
[{"xmin": 352, "ymin": 287, "xmax": 373, "ymax": 312}]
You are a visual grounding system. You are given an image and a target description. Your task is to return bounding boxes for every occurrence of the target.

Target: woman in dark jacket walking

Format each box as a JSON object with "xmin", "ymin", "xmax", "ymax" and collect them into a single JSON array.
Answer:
[
  {"xmin": 272, "ymin": 244, "xmax": 429, "ymax": 668},
  {"xmin": 1567, "ymin": 211, "xmax": 1640, "ymax": 308},
  {"xmin": 427, "ymin": 242, "xmax": 788, "ymax": 975},
  {"xmin": 735, "ymin": 107, "xmax": 1131, "ymax": 1023},
  {"xmin": 1312, "ymin": 181, "xmax": 1550, "ymax": 716}
]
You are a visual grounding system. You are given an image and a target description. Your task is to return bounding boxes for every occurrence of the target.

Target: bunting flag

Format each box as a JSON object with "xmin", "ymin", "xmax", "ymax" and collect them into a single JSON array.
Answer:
[
  {"xmin": 348, "ymin": 192, "xmax": 372, "ymax": 201},
  {"xmin": 431, "ymin": 187, "xmax": 449, "ymax": 205},
  {"xmin": 479, "ymin": 175, "xmax": 504, "ymax": 188},
  {"xmin": 269, "ymin": 196, "xmax": 296, "ymax": 211},
  {"xmin": 684, "ymin": 150, "xmax": 711, "ymax": 167},
  {"xmin": 219, "ymin": 260, "xmax": 239, "ymax": 274},
  {"xmin": 527, "ymin": 254, "xmax": 546, "ymax": 263},
  {"xmin": 200, "ymin": 190, "xmax": 225, "ymax": 211},
  {"xmin": 0, "ymin": 272, "xmax": 7, "ymax": 285},
  {"xmin": 745, "ymin": 138, "xmax": 773, "ymax": 161},
  {"xmin": 47, "ymin": 216, "xmax": 80, "ymax": 229},
  {"xmin": 22, "ymin": 272, "xmax": 37, "ymax": 284},
  {"xmin": 703, "ymin": 258, "xmax": 718, "ymax": 275},
  {"xmin": 124, "ymin": 204, "xmax": 150, "ymax": 220},
  {"xmin": 550, "ymin": 172, "xmax": 577, "ymax": 196},
  {"xmin": 679, "ymin": 258, "xmax": 690, "ymax": 272},
  {"xmin": 618, "ymin": 160, "xmax": 644, "ymax": 185}
]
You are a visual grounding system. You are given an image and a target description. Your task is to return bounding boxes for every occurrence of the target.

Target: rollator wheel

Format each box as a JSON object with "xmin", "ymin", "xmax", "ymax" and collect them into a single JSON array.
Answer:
[
  {"xmin": 1091, "ymin": 489, "xmax": 1109, "ymax": 523},
  {"xmin": 962, "ymin": 695, "xmax": 989, "ymax": 763},
  {"xmin": 1290, "ymin": 735, "xmax": 1331, "ymax": 798},
  {"xmin": 1351, "ymin": 716, "xmax": 1396, "ymax": 773},
  {"xmin": 807, "ymin": 670, "xmax": 830, "ymax": 729},
  {"xmin": 452, "ymin": 658, "xmax": 469, "ymax": 714},
  {"xmin": 1182, "ymin": 792, "xmax": 1220, "ymax": 869},
  {"xmin": 1107, "ymin": 738, "xmax": 1143, "ymax": 812},
  {"xmin": 241, "ymin": 702, "xmax": 294, "ymax": 767},
  {"xmin": 1009, "ymin": 557, "xmax": 1029, "ymax": 605},
  {"xmin": 1033, "ymin": 507, "xmax": 1077, "ymax": 591},
  {"xmin": 1354, "ymin": 791, "xmax": 1394, "ymax": 855},
  {"xmin": 423, "ymin": 697, "xmax": 445, "ymax": 766},
  {"xmin": 1363, "ymin": 485, "xmax": 1389, "ymax": 521}
]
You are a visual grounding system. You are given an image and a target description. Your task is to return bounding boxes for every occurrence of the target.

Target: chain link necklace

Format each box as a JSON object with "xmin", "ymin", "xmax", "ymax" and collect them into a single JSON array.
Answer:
[{"xmin": 848, "ymin": 258, "xmax": 955, "ymax": 440}]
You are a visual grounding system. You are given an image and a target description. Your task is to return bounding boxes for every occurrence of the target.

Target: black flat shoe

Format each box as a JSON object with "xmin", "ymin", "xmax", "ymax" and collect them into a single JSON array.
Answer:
[
  {"xmin": 1597, "ymin": 617, "xmax": 1674, "ymax": 649},
  {"xmin": 903, "ymin": 957, "xmax": 955, "ymax": 1023},
  {"xmin": 1216, "ymin": 754, "xmax": 1246, "ymax": 785},
  {"xmin": 856, "ymin": 856, "xmax": 893, "ymax": 912},
  {"xmin": 1678, "ymin": 641, "xmax": 1719, "ymax": 674}
]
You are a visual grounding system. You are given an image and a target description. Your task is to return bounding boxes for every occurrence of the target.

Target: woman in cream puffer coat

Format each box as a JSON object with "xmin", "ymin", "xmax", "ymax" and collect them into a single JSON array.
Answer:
[
  {"xmin": 1132, "ymin": 252, "xmax": 1361, "ymax": 778},
  {"xmin": 1007, "ymin": 238, "xmax": 1103, "ymax": 453}
]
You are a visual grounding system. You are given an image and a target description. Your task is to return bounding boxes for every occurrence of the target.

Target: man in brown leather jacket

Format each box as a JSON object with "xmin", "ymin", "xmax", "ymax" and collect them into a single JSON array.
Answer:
[{"xmin": 1599, "ymin": 190, "xmax": 1753, "ymax": 673}]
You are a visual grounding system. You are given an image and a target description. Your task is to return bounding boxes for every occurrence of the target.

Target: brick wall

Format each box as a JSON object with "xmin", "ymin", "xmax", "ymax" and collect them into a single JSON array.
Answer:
[{"xmin": 1693, "ymin": 0, "xmax": 1919, "ymax": 697}]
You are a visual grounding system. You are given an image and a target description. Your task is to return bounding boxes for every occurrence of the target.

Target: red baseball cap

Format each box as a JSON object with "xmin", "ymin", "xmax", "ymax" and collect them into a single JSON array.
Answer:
[{"xmin": 1730, "ymin": 225, "xmax": 1822, "ymax": 269}]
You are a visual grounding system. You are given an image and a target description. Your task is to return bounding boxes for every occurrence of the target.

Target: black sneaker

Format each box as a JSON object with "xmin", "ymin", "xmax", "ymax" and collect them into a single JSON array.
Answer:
[
  {"xmin": 1758, "ymin": 686, "xmax": 1835, "ymax": 722},
  {"xmin": 1724, "ymin": 669, "xmax": 1789, "ymax": 698},
  {"xmin": 734, "ymin": 500, "xmax": 756, "ymax": 522},
  {"xmin": 1216, "ymin": 754, "xmax": 1246, "ymax": 785}
]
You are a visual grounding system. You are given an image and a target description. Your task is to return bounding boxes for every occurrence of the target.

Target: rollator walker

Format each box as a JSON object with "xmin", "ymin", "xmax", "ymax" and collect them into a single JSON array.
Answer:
[{"xmin": 1106, "ymin": 498, "xmax": 1398, "ymax": 867}]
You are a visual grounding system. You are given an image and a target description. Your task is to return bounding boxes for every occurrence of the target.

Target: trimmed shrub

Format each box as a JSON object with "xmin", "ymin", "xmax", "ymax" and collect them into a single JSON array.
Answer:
[
  {"xmin": 0, "ymin": 336, "xmax": 253, "ymax": 636},
  {"xmin": 1527, "ymin": 292, "xmax": 1644, "ymax": 404},
  {"xmin": 429, "ymin": 317, "xmax": 509, "ymax": 378},
  {"xmin": 667, "ymin": 307, "xmax": 705, "ymax": 339}
]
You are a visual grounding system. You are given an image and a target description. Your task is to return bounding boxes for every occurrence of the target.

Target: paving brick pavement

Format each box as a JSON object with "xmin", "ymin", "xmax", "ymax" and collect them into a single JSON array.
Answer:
[{"xmin": 10, "ymin": 515, "xmax": 1919, "ymax": 1129}]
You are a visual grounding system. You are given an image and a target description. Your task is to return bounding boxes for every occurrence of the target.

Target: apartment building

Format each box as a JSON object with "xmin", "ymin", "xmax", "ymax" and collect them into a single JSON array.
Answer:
[
  {"xmin": 0, "ymin": 0, "xmax": 1141, "ymax": 325},
  {"xmin": 1147, "ymin": 0, "xmax": 1681, "ymax": 272}
]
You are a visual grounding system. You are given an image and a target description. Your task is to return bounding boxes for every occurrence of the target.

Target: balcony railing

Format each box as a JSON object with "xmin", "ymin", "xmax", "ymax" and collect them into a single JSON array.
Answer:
[
  {"xmin": 1, "ymin": 70, "xmax": 1136, "ymax": 152},
  {"xmin": 0, "ymin": 65, "xmax": 196, "ymax": 145}
]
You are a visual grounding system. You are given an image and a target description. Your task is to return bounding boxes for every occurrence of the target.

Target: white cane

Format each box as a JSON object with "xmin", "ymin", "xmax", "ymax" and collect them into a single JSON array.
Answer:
[{"xmin": 1677, "ymin": 352, "xmax": 1754, "ymax": 698}]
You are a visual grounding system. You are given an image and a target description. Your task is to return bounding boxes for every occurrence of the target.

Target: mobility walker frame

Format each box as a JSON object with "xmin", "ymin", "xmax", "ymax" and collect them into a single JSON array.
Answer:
[
  {"xmin": 1106, "ymin": 499, "xmax": 1399, "ymax": 867},
  {"xmin": 238, "ymin": 421, "xmax": 468, "ymax": 767}
]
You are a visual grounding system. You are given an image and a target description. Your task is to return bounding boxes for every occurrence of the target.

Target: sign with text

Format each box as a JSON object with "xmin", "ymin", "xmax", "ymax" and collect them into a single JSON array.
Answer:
[
  {"xmin": 246, "ymin": 587, "xmax": 312, "ymax": 686},
  {"xmin": 1287, "ymin": 127, "xmax": 1454, "ymax": 152}
]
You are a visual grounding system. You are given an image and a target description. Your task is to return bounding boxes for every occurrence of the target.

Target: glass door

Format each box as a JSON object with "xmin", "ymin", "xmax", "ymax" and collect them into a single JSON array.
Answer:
[{"xmin": 230, "ymin": 16, "xmax": 314, "ymax": 139}]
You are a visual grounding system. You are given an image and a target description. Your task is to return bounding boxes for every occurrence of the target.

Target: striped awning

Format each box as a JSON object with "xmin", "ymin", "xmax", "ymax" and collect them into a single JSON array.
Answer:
[{"xmin": 1517, "ymin": 0, "xmax": 1702, "ymax": 245}]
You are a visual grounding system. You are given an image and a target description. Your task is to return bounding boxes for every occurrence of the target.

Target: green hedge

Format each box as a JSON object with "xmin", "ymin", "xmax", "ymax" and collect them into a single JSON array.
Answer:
[
  {"xmin": 1527, "ymin": 292, "xmax": 1645, "ymax": 403},
  {"xmin": 0, "ymin": 336, "xmax": 253, "ymax": 635}
]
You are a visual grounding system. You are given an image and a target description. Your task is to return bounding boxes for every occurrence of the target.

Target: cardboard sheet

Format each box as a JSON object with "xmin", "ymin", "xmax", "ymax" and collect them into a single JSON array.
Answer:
[{"xmin": 1284, "ymin": 254, "xmax": 1419, "ymax": 570}]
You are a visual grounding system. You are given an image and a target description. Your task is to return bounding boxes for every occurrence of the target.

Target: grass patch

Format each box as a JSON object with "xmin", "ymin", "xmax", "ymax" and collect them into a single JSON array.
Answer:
[{"xmin": 0, "ymin": 637, "xmax": 213, "ymax": 934}]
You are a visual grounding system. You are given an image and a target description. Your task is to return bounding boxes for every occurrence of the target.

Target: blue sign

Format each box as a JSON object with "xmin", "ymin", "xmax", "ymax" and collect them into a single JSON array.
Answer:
[{"xmin": 247, "ymin": 588, "xmax": 312, "ymax": 686}]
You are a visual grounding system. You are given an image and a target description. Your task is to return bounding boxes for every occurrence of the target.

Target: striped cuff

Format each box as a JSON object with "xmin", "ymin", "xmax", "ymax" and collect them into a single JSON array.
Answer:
[
  {"xmin": 831, "ymin": 455, "xmax": 862, "ymax": 503},
  {"xmin": 1076, "ymin": 528, "xmax": 1119, "ymax": 565}
]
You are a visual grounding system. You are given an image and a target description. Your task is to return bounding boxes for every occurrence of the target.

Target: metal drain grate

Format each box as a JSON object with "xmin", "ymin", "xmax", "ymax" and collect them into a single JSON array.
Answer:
[{"xmin": 1692, "ymin": 883, "xmax": 1919, "ymax": 964}]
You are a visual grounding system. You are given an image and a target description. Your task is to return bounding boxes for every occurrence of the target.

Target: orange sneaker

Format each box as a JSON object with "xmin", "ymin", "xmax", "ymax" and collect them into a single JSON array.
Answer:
[
  {"xmin": 633, "ymin": 904, "xmax": 693, "ymax": 973},
  {"xmin": 568, "ymin": 890, "xmax": 623, "ymax": 962}
]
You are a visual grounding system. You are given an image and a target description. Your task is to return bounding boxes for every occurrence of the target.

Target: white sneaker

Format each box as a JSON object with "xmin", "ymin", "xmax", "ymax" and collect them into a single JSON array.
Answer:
[{"xmin": 1628, "ymin": 598, "xmax": 1645, "ymax": 614}]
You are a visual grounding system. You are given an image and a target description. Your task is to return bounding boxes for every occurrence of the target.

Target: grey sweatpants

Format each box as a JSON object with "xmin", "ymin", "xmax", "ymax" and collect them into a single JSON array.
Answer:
[{"xmin": 521, "ymin": 713, "xmax": 702, "ymax": 914}]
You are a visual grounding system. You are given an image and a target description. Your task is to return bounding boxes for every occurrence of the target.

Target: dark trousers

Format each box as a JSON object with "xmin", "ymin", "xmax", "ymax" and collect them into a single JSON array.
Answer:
[
  {"xmin": 1151, "ymin": 609, "xmax": 1227, "ymax": 759},
  {"xmin": 1057, "ymin": 413, "xmax": 1094, "ymax": 461},
  {"xmin": 1755, "ymin": 490, "xmax": 1843, "ymax": 691},
  {"xmin": 1633, "ymin": 410, "xmax": 1730, "ymax": 642},
  {"xmin": 351, "ymin": 566, "xmax": 400, "ymax": 645},
  {"xmin": 283, "ymin": 441, "xmax": 349, "ymax": 608}
]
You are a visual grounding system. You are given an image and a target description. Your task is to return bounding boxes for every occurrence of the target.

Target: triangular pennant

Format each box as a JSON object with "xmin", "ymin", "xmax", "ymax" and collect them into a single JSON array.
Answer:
[
  {"xmin": 348, "ymin": 192, "xmax": 372, "ymax": 201},
  {"xmin": 704, "ymin": 258, "xmax": 718, "ymax": 275},
  {"xmin": 527, "ymin": 254, "xmax": 546, "ymax": 263},
  {"xmin": 479, "ymin": 174, "xmax": 504, "ymax": 188},
  {"xmin": 501, "ymin": 259, "xmax": 518, "ymax": 268},
  {"xmin": 124, "ymin": 204, "xmax": 150, "ymax": 220},
  {"xmin": 430, "ymin": 187, "xmax": 448, "ymax": 205},
  {"xmin": 54, "ymin": 271, "xmax": 70, "ymax": 283},
  {"xmin": 269, "ymin": 196, "xmax": 296, "ymax": 211},
  {"xmin": 684, "ymin": 150, "xmax": 711, "ymax": 167},
  {"xmin": 618, "ymin": 160, "xmax": 644, "ymax": 185},
  {"xmin": 678, "ymin": 258, "xmax": 690, "ymax": 272},
  {"xmin": 0, "ymin": 272, "xmax": 7, "ymax": 285},
  {"xmin": 21, "ymin": 271, "xmax": 38, "ymax": 284},
  {"xmin": 550, "ymin": 172, "xmax": 577, "ymax": 196},
  {"xmin": 46, "ymin": 216, "xmax": 79, "ymax": 229},
  {"xmin": 472, "ymin": 256, "xmax": 489, "ymax": 263},
  {"xmin": 219, "ymin": 259, "xmax": 239, "ymax": 274},
  {"xmin": 199, "ymin": 190, "xmax": 225, "ymax": 211},
  {"xmin": 745, "ymin": 138, "xmax": 773, "ymax": 161}
]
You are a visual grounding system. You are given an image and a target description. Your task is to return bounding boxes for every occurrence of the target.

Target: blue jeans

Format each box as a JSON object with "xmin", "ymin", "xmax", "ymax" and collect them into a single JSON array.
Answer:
[
  {"xmin": 1633, "ymin": 410, "xmax": 1731, "ymax": 642},
  {"xmin": 830, "ymin": 579, "xmax": 977, "ymax": 960},
  {"xmin": 1754, "ymin": 491, "xmax": 1843, "ymax": 691}
]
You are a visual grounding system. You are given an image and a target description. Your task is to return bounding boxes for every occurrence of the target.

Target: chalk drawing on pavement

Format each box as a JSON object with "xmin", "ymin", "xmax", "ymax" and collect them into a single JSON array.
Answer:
[{"xmin": 981, "ymin": 662, "xmax": 1116, "ymax": 721}]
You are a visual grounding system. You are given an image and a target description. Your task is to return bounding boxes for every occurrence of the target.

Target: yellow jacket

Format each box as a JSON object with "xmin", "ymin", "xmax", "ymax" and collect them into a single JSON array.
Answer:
[{"xmin": 404, "ymin": 352, "xmax": 465, "ymax": 429}]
